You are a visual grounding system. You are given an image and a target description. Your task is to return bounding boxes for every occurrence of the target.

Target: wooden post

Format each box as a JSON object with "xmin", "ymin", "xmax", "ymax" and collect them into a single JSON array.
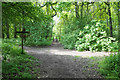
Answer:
[{"xmin": 16, "ymin": 29, "xmax": 29, "ymax": 54}]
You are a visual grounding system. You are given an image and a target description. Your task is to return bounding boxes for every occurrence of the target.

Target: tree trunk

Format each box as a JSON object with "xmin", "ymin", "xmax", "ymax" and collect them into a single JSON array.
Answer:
[
  {"xmin": 87, "ymin": 2, "xmax": 89, "ymax": 13},
  {"xmin": 2, "ymin": 25, "xmax": 4, "ymax": 38},
  {"xmin": 6, "ymin": 20, "xmax": 9, "ymax": 38},
  {"xmin": 118, "ymin": 2, "xmax": 120, "ymax": 43},
  {"xmin": 14, "ymin": 24, "xmax": 17, "ymax": 38},
  {"xmin": 2, "ymin": 27, "xmax": 4, "ymax": 38},
  {"xmin": 46, "ymin": 2, "xmax": 49, "ymax": 15},
  {"xmin": 0, "ymin": 25, "xmax": 1, "ymax": 38},
  {"xmin": 45, "ymin": 2, "xmax": 49, "ymax": 39},
  {"xmin": 19, "ymin": 23, "xmax": 22, "ymax": 38},
  {"xmin": 81, "ymin": 2, "xmax": 84, "ymax": 19},
  {"xmin": 108, "ymin": 3, "xmax": 113, "ymax": 37},
  {"xmin": 59, "ymin": 26, "xmax": 61, "ymax": 41},
  {"xmin": 86, "ymin": 2, "xmax": 89, "ymax": 22},
  {"xmin": 106, "ymin": 16, "xmax": 108, "ymax": 27},
  {"xmin": 118, "ymin": 2, "xmax": 120, "ymax": 77},
  {"xmin": 75, "ymin": 2, "xmax": 79, "ymax": 18},
  {"xmin": 99, "ymin": 4, "xmax": 102, "ymax": 19}
]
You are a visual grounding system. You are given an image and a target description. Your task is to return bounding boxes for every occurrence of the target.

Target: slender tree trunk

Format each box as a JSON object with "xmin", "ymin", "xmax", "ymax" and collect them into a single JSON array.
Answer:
[
  {"xmin": 19, "ymin": 23, "xmax": 22, "ymax": 38},
  {"xmin": 2, "ymin": 29, "xmax": 4, "ymax": 39},
  {"xmin": 14, "ymin": 24, "xmax": 17, "ymax": 38},
  {"xmin": 6, "ymin": 20, "xmax": 9, "ymax": 38},
  {"xmin": 87, "ymin": 2, "xmax": 89, "ymax": 13},
  {"xmin": 86, "ymin": 2, "xmax": 89, "ymax": 23},
  {"xmin": 106, "ymin": 16, "xmax": 109, "ymax": 27},
  {"xmin": 45, "ymin": 2, "xmax": 49, "ymax": 39},
  {"xmin": 56, "ymin": 36, "xmax": 57, "ymax": 42},
  {"xmin": 59, "ymin": 26, "xmax": 61, "ymax": 41},
  {"xmin": 108, "ymin": 3, "xmax": 113, "ymax": 37},
  {"xmin": 2, "ymin": 25, "xmax": 4, "ymax": 38},
  {"xmin": 81, "ymin": 2, "xmax": 84, "ymax": 19},
  {"xmin": 2, "ymin": 33, "xmax": 4, "ymax": 38},
  {"xmin": 53, "ymin": 37, "xmax": 54, "ymax": 42},
  {"xmin": 46, "ymin": 2, "xmax": 49, "ymax": 15},
  {"xmin": 118, "ymin": 2, "xmax": 120, "ymax": 43},
  {"xmin": 118, "ymin": 2, "xmax": 120, "ymax": 76},
  {"xmin": 99, "ymin": 4, "xmax": 102, "ymax": 19},
  {"xmin": 75, "ymin": 2, "xmax": 79, "ymax": 18}
]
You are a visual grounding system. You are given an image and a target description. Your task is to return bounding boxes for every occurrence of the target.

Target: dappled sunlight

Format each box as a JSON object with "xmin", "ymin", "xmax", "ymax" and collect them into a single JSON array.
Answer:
[
  {"xmin": 2, "ymin": 1, "xmax": 119, "ymax": 79},
  {"xmin": 25, "ymin": 46, "xmax": 111, "ymax": 58}
]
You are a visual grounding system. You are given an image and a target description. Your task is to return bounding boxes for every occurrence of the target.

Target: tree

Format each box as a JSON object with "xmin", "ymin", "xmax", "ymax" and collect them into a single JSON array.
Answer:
[
  {"xmin": 74, "ymin": 2, "xmax": 79, "ymax": 18},
  {"xmin": 118, "ymin": 1, "xmax": 120, "ymax": 52},
  {"xmin": 81, "ymin": 2, "xmax": 84, "ymax": 19},
  {"xmin": 105, "ymin": 2, "xmax": 113, "ymax": 37}
]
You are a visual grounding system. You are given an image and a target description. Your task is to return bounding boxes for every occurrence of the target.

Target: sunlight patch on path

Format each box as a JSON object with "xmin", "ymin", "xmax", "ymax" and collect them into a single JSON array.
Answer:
[{"xmin": 25, "ymin": 47, "xmax": 111, "ymax": 58}]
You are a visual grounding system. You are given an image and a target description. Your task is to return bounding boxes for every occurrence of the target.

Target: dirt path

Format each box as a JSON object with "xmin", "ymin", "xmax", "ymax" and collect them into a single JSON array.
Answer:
[{"xmin": 25, "ymin": 42, "xmax": 110, "ymax": 78}]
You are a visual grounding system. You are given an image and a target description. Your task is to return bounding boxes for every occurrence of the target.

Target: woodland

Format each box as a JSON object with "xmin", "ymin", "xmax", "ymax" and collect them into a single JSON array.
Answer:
[{"xmin": 1, "ymin": 1, "xmax": 120, "ymax": 79}]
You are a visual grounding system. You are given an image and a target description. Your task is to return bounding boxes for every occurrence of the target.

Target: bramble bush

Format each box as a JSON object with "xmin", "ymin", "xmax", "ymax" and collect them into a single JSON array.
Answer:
[{"xmin": 75, "ymin": 21, "xmax": 118, "ymax": 52}]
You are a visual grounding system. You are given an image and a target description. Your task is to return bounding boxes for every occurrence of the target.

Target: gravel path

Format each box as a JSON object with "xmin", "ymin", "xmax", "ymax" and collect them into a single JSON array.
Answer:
[{"xmin": 24, "ymin": 42, "xmax": 109, "ymax": 78}]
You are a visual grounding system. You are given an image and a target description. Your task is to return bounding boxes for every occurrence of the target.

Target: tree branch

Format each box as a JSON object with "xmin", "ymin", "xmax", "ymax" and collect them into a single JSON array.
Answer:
[
  {"xmin": 104, "ymin": 2, "xmax": 109, "ymax": 5},
  {"xmin": 49, "ymin": 2, "xmax": 57, "ymax": 17},
  {"xmin": 40, "ymin": 3, "xmax": 46, "ymax": 7}
]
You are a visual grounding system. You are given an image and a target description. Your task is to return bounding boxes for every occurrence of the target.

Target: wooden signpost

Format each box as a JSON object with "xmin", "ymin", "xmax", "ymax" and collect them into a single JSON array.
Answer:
[
  {"xmin": 16, "ymin": 28, "xmax": 29, "ymax": 54},
  {"xmin": 15, "ymin": 10, "xmax": 30, "ymax": 54}
]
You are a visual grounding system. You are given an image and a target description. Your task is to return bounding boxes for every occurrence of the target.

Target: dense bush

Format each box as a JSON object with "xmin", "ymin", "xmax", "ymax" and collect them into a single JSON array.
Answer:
[
  {"xmin": 2, "ymin": 42, "xmax": 38, "ymax": 79},
  {"xmin": 98, "ymin": 53, "xmax": 119, "ymax": 79},
  {"xmin": 25, "ymin": 38, "xmax": 52, "ymax": 46},
  {"xmin": 60, "ymin": 16, "xmax": 85, "ymax": 49},
  {"xmin": 2, "ymin": 43, "xmax": 23, "ymax": 58},
  {"xmin": 60, "ymin": 30, "xmax": 79, "ymax": 49},
  {"xmin": 3, "ymin": 38, "xmax": 21, "ymax": 45},
  {"xmin": 75, "ymin": 21, "xmax": 118, "ymax": 52}
]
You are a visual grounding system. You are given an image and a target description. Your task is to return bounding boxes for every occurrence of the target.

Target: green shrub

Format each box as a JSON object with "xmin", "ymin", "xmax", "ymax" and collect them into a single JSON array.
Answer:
[
  {"xmin": 59, "ymin": 16, "xmax": 86, "ymax": 50},
  {"xmin": 2, "ymin": 43, "xmax": 23, "ymax": 58},
  {"xmin": 2, "ymin": 42, "xmax": 37, "ymax": 79},
  {"xmin": 75, "ymin": 21, "xmax": 118, "ymax": 52},
  {"xmin": 98, "ymin": 53, "xmax": 119, "ymax": 79},
  {"xmin": 25, "ymin": 39, "xmax": 52, "ymax": 46},
  {"xmin": 60, "ymin": 30, "xmax": 79, "ymax": 49},
  {"xmin": 3, "ymin": 38, "xmax": 21, "ymax": 45}
]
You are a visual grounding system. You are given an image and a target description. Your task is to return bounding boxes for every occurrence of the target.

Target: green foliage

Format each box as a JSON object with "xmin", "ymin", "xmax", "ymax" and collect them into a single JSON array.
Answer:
[
  {"xmin": 2, "ymin": 2, "xmax": 54, "ymax": 47},
  {"xmin": 59, "ymin": 15, "xmax": 87, "ymax": 49},
  {"xmin": 3, "ymin": 38, "xmax": 21, "ymax": 45},
  {"xmin": 23, "ymin": 10, "xmax": 53, "ymax": 46},
  {"xmin": 25, "ymin": 39, "xmax": 52, "ymax": 46},
  {"xmin": 2, "ymin": 43, "xmax": 23, "ymax": 57},
  {"xmin": 2, "ymin": 42, "xmax": 37, "ymax": 79},
  {"xmin": 98, "ymin": 53, "xmax": 119, "ymax": 79},
  {"xmin": 60, "ymin": 30, "xmax": 79, "ymax": 49},
  {"xmin": 75, "ymin": 21, "xmax": 118, "ymax": 52}
]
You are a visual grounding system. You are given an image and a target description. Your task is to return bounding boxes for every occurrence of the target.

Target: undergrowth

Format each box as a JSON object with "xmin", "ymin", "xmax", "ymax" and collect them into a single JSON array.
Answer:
[
  {"xmin": 2, "ymin": 41, "xmax": 39, "ymax": 79},
  {"xmin": 98, "ymin": 53, "xmax": 119, "ymax": 79},
  {"xmin": 89, "ymin": 54, "xmax": 119, "ymax": 79}
]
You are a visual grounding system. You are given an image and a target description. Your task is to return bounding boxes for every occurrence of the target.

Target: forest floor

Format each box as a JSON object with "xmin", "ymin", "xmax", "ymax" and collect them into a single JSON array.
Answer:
[{"xmin": 24, "ymin": 42, "xmax": 110, "ymax": 78}]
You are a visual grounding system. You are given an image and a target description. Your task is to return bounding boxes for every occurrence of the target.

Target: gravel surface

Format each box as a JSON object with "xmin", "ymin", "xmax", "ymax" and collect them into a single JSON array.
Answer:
[{"xmin": 24, "ymin": 42, "xmax": 108, "ymax": 78}]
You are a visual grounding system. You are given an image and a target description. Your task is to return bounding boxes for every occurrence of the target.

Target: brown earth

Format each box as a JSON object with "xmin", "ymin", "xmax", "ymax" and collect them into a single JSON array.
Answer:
[{"xmin": 25, "ymin": 42, "xmax": 109, "ymax": 78}]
